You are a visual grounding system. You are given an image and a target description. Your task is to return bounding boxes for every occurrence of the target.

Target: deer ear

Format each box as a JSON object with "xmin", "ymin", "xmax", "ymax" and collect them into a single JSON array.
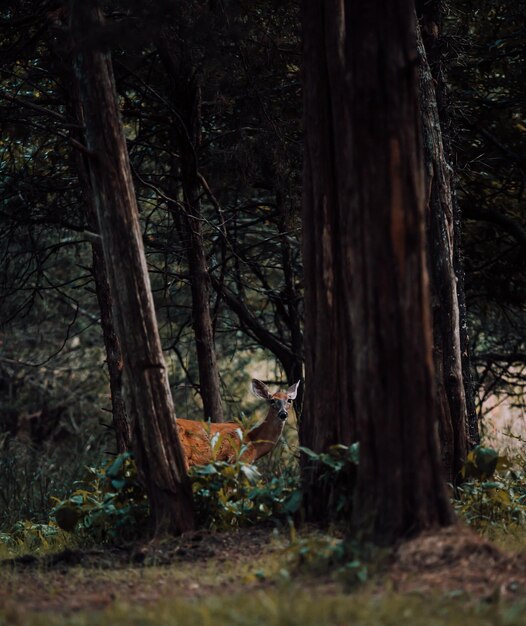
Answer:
[
  {"xmin": 286, "ymin": 380, "xmax": 300, "ymax": 400},
  {"xmin": 251, "ymin": 379, "xmax": 272, "ymax": 400}
]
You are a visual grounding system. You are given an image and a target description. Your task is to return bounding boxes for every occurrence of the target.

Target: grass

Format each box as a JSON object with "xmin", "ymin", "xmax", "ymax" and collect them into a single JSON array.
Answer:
[
  {"xmin": 2, "ymin": 586, "xmax": 526, "ymax": 626},
  {"xmin": 2, "ymin": 523, "xmax": 526, "ymax": 626}
]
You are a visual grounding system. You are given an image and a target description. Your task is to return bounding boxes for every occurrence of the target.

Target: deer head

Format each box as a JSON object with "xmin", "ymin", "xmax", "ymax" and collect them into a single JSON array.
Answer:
[
  {"xmin": 251, "ymin": 378, "xmax": 300, "ymax": 421},
  {"xmin": 247, "ymin": 379, "xmax": 300, "ymax": 459}
]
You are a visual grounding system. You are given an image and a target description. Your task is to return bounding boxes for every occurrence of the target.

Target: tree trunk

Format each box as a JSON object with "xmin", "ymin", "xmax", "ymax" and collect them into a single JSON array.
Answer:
[
  {"xmin": 277, "ymin": 189, "xmax": 305, "ymax": 416},
  {"xmin": 69, "ymin": 0, "xmax": 194, "ymax": 534},
  {"xmin": 301, "ymin": 0, "xmax": 454, "ymax": 542},
  {"xmin": 417, "ymin": 24, "xmax": 468, "ymax": 482},
  {"xmin": 67, "ymin": 82, "xmax": 131, "ymax": 453},
  {"xmin": 300, "ymin": 1, "xmax": 357, "ymax": 522},
  {"xmin": 45, "ymin": 22, "xmax": 132, "ymax": 454},
  {"xmin": 416, "ymin": 1, "xmax": 480, "ymax": 449},
  {"xmin": 157, "ymin": 32, "xmax": 224, "ymax": 423}
]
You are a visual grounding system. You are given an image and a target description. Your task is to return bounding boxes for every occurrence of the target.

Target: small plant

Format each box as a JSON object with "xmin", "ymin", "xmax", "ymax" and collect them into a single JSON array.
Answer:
[
  {"xmin": 455, "ymin": 445, "xmax": 526, "ymax": 538},
  {"xmin": 300, "ymin": 443, "xmax": 360, "ymax": 519},
  {"xmin": 51, "ymin": 451, "xmax": 149, "ymax": 543},
  {"xmin": 281, "ymin": 529, "xmax": 369, "ymax": 588},
  {"xmin": 0, "ymin": 519, "xmax": 71, "ymax": 557}
]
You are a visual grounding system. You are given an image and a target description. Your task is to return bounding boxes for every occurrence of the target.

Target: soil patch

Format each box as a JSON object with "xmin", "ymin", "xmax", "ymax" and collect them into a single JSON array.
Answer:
[
  {"xmin": 389, "ymin": 525, "xmax": 526, "ymax": 599},
  {"xmin": 2, "ymin": 523, "xmax": 526, "ymax": 614}
]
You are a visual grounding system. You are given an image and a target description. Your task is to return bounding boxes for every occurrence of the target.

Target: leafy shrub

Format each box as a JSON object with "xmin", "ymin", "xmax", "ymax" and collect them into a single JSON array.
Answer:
[
  {"xmin": 51, "ymin": 452, "xmax": 149, "ymax": 543},
  {"xmin": 454, "ymin": 445, "xmax": 526, "ymax": 538},
  {"xmin": 190, "ymin": 458, "xmax": 301, "ymax": 530},
  {"xmin": 0, "ymin": 519, "xmax": 71, "ymax": 557},
  {"xmin": 279, "ymin": 530, "xmax": 369, "ymax": 588},
  {"xmin": 300, "ymin": 443, "xmax": 360, "ymax": 519}
]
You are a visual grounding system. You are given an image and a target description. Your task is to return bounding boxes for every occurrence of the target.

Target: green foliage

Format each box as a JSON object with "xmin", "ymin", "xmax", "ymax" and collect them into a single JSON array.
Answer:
[
  {"xmin": 51, "ymin": 452, "xmax": 149, "ymax": 543},
  {"xmin": 461, "ymin": 445, "xmax": 508, "ymax": 480},
  {"xmin": 49, "ymin": 445, "xmax": 300, "ymax": 539},
  {"xmin": 190, "ymin": 458, "xmax": 301, "ymax": 530},
  {"xmin": 300, "ymin": 442, "xmax": 360, "ymax": 472},
  {"xmin": 0, "ymin": 520, "xmax": 72, "ymax": 558},
  {"xmin": 455, "ymin": 446, "xmax": 526, "ymax": 537},
  {"xmin": 300, "ymin": 443, "xmax": 359, "ymax": 518},
  {"xmin": 280, "ymin": 530, "xmax": 369, "ymax": 588}
]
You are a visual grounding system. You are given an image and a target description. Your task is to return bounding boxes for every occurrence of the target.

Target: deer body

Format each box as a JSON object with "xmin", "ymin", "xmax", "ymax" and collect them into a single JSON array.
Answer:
[{"xmin": 177, "ymin": 379, "xmax": 300, "ymax": 469}]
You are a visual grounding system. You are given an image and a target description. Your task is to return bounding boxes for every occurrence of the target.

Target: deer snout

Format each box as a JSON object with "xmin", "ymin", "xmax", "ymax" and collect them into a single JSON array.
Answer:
[{"xmin": 277, "ymin": 409, "xmax": 288, "ymax": 420}]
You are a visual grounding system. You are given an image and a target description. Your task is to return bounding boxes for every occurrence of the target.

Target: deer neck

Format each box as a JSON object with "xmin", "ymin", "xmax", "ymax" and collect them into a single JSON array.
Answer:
[{"xmin": 247, "ymin": 409, "xmax": 284, "ymax": 457}]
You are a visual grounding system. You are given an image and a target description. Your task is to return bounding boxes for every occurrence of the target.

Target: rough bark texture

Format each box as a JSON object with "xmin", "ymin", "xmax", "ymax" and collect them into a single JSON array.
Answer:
[
  {"xmin": 90, "ymin": 241, "xmax": 132, "ymax": 453},
  {"xmin": 68, "ymin": 83, "xmax": 131, "ymax": 453},
  {"xmin": 157, "ymin": 30, "xmax": 224, "ymax": 423},
  {"xmin": 69, "ymin": 0, "xmax": 194, "ymax": 534},
  {"xmin": 301, "ymin": 0, "xmax": 454, "ymax": 542},
  {"xmin": 299, "ymin": 1, "xmax": 358, "ymax": 523},
  {"xmin": 417, "ymin": 25, "xmax": 468, "ymax": 481},
  {"xmin": 417, "ymin": 0, "xmax": 479, "ymax": 450}
]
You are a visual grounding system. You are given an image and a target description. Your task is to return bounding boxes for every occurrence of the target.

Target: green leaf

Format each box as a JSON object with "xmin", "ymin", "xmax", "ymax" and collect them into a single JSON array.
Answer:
[
  {"xmin": 298, "ymin": 446, "xmax": 321, "ymax": 460},
  {"xmin": 111, "ymin": 479, "xmax": 126, "ymax": 490},
  {"xmin": 106, "ymin": 452, "xmax": 133, "ymax": 479},
  {"xmin": 282, "ymin": 490, "xmax": 302, "ymax": 514}
]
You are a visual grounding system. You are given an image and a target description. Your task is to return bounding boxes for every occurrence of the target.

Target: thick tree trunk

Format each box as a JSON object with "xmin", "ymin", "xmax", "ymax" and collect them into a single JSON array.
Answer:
[
  {"xmin": 47, "ymin": 26, "xmax": 131, "ymax": 454},
  {"xmin": 301, "ymin": 0, "xmax": 454, "ymax": 542},
  {"xmin": 157, "ymin": 34, "xmax": 224, "ymax": 423},
  {"xmin": 417, "ymin": 25, "xmax": 468, "ymax": 482},
  {"xmin": 300, "ymin": 1, "xmax": 357, "ymax": 523},
  {"xmin": 69, "ymin": 0, "xmax": 194, "ymax": 534}
]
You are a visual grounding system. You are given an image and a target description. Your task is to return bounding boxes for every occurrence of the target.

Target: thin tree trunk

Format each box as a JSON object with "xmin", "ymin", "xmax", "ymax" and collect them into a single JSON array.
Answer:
[
  {"xmin": 277, "ymin": 189, "xmax": 305, "ymax": 416},
  {"xmin": 69, "ymin": 0, "xmax": 194, "ymax": 534},
  {"xmin": 417, "ymin": 24, "xmax": 468, "ymax": 482},
  {"xmin": 417, "ymin": 0, "xmax": 479, "ymax": 451},
  {"xmin": 301, "ymin": 0, "xmax": 454, "ymax": 541},
  {"xmin": 157, "ymin": 33, "xmax": 224, "ymax": 423}
]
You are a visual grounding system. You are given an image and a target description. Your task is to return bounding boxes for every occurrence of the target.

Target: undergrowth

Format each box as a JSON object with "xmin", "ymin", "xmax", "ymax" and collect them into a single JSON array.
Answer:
[
  {"xmin": 3, "ymin": 436, "xmax": 526, "ymax": 565},
  {"xmin": 452, "ymin": 445, "xmax": 526, "ymax": 550}
]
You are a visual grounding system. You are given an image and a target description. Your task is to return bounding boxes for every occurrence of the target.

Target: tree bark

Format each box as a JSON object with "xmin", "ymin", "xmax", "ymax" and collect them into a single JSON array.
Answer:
[
  {"xmin": 157, "ymin": 30, "xmax": 224, "ymax": 423},
  {"xmin": 301, "ymin": 0, "xmax": 454, "ymax": 542},
  {"xmin": 43, "ymin": 19, "xmax": 132, "ymax": 454},
  {"xmin": 417, "ymin": 0, "xmax": 479, "ymax": 451},
  {"xmin": 67, "ymin": 84, "xmax": 131, "ymax": 454},
  {"xmin": 69, "ymin": 0, "xmax": 194, "ymax": 534},
  {"xmin": 277, "ymin": 189, "xmax": 305, "ymax": 415},
  {"xmin": 417, "ymin": 24, "xmax": 468, "ymax": 481},
  {"xmin": 300, "ymin": 1, "xmax": 358, "ymax": 522}
]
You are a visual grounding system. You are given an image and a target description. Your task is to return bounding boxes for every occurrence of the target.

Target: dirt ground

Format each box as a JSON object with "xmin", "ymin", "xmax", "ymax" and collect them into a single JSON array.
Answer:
[{"xmin": 1, "ymin": 523, "xmax": 526, "ymax": 615}]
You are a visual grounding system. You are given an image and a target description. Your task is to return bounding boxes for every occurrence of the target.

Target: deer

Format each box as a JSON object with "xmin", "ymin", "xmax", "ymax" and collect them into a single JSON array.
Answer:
[{"xmin": 176, "ymin": 379, "xmax": 300, "ymax": 469}]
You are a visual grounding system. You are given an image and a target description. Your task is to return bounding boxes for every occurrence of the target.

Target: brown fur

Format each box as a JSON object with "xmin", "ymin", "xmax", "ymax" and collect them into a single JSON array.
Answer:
[{"xmin": 177, "ymin": 380, "xmax": 300, "ymax": 470}]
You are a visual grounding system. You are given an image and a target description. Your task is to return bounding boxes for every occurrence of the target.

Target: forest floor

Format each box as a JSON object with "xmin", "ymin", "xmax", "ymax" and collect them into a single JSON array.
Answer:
[{"xmin": 2, "ymin": 523, "xmax": 526, "ymax": 625}]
